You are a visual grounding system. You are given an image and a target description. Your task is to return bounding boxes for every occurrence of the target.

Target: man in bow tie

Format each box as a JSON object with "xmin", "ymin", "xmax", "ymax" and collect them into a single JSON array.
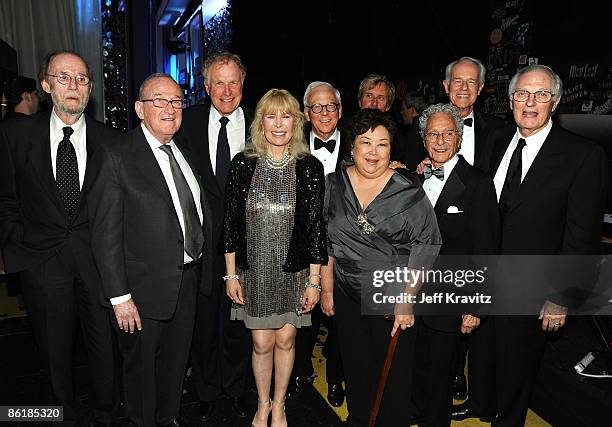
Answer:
[
  {"xmin": 288, "ymin": 81, "xmax": 346, "ymax": 407},
  {"xmin": 413, "ymin": 103, "xmax": 500, "ymax": 426}
]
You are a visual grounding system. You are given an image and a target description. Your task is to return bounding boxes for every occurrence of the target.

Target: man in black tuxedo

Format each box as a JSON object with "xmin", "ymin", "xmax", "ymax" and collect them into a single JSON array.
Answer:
[
  {"xmin": 489, "ymin": 64, "xmax": 607, "ymax": 426},
  {"xmin": 0, "ymin": 51, "xmax": 118, "ymax": 425},
  {"xmin": 413, "ymin": 103, "xmax": 500, "ymax": 426},
  {"xmin": 289, "ymin": 81, "xmax": 346, "ymax": 405},
  {"xmin": 175, "ymin": 51, "xmax": 252, "ymax": 421},
  {"xmin": 88, "ymin": 73, "xmax": 214, "ymax": 427}
]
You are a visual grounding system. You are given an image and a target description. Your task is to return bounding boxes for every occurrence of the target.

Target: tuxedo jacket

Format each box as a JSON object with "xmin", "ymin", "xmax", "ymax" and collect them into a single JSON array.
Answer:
[
  {"xmin": 0, "ymin": 111, "xmax": 118, "ymax": 276},
  {"xmin": 490, "ymin": 123, "xmax": 608, "ymax": 307},
  {"xmin": 421, "ymin": 156, "xmax": 500, "ymax": 331},
  {"xmin": 175, "ymin": 102, "xmax": 253, "ymax": 256},
  {"xmin": 88, "ymin": 126, "xmax": 214, "ymax": 319},
  {"xmin": 401, "ymin": 110, "xmax": 507, "ymax": 173}
]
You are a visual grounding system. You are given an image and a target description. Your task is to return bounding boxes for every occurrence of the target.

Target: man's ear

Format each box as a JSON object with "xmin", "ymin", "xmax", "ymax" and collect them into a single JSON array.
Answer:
[
  {"xmin": 135, "ymin": 101, "xmax": 144, "ymax": 120},
  {"xmin": 41, "ymin": 79, "xmax": 51, "ymax": 94}
]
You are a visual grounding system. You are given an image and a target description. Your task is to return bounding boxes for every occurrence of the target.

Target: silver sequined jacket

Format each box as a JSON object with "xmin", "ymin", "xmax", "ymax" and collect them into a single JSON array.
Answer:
[{"xmin": 223, "ymin": 152, "xmax": 327, "ymax": 271}]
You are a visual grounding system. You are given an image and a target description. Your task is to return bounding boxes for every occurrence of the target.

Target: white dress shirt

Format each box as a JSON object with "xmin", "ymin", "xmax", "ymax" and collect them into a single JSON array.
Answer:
[
  {"xmin": 423, "ymin": 154, "xmax": 460, "ymax": 207},
  {"xmin": 309, "ymin": 129, "xmax": 341, "ymax": 176},
  {"xmin": 110, "ymin": 124, "xmax": 203, "ymax": 306},
  {"xmin": 50, "ymin": 110, "xmax": 87, "ymax": 188},
  {"xmin": 208, "ymin": 106, "xmax": 246, "ymax": 174},
  {"xmin": 493, "ymin": 119, "xmax": 552, "ymax": 201},
  {"xmin": 458, "ymin": 111, "xmax": 475, "ymax": 166}
]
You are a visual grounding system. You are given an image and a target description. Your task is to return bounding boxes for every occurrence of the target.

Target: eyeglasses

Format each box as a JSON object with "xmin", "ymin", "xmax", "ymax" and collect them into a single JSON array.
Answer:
[
  {"xmin": 512, "ymin": 90, "xmax": 554, "ymax": 103},
  {"xmin": 425, "ymin": 130, "xmax": 457, "ymax": 142},
  {"xmin": 306, "ymin": 103, "xmax": 340, "ymax": 114},
  {"xmin": 46, "ymin": 73, "xmax": 90, "ymax": 86},
  {"xmin": 139, "ymin": 98, "xmax": 184, "ymax": 109}
]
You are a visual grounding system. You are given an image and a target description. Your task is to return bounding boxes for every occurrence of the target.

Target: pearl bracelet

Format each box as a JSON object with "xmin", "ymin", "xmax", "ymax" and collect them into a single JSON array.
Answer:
[
  {"xmin": 222, "ymin": 274, "xmax": 239, "ymax": 281},
  {"xmin": 305, "ymin": 280, "xmax": 322, "ymax": 292}
]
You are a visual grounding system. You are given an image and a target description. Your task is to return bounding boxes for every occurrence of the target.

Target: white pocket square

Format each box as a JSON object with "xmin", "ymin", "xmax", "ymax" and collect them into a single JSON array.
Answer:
[{"xmin": 447, "ymin": 206, "xmax": 463, "ymax": 214}]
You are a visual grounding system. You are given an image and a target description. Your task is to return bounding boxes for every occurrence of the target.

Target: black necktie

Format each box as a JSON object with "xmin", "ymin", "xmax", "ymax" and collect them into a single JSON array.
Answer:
[
  {"xmin": 216, "ymin": 116, "xmax": 230, "ymax": 190},
  {"xmin": 314, "ymin": 137, "xmax": 336, "ymax": 153},
  {"xmin": 159, "ymin": 144, "xmax": 204, "ymax": 260},
  {"xmin": 499, "ymin": 138, "xmax": 527, "ymax": 217},
  {"xmin": 463, "ymin": 117, "xmax": 473, "ymax": 127},
  {"xmin": 56, "ymin": 126, "xmax": 80, "ymax": 216},
  {"xmin": 423, "ymin": 164, "xmax": 444, "ymax": 180}
]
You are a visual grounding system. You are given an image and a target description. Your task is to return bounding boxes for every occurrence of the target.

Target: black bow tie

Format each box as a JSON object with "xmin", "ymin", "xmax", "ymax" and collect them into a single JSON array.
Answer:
[
  {"xmin": 463, "ymin": 117, "xmax": 473, "ymax": 127},
  {"xmin": 423, "ymin": 164, "xmax": 444, "ymax": 180},
  {"xmin": 314, "ymin": 137, "xmax": 336, "ymax": 153}
]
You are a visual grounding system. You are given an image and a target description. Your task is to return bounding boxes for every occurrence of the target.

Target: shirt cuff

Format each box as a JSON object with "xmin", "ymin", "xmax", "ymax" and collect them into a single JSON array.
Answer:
[{"xmin": 110, "ymin": 293, "xmax": 131, "ymax": 305}]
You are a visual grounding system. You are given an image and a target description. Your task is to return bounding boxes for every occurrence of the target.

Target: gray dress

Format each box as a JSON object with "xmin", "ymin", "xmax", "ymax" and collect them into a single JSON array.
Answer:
[{"xmin": 231, "ymin": 158, "xmax": 311, "ymax": 329}]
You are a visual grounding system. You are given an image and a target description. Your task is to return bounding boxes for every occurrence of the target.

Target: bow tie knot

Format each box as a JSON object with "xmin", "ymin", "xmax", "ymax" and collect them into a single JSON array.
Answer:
[
  {"xmin": 423, "ymin": 164, "xmax": 444, "ymax": 180},
  {"xmin": 314, "ymin": 137, "xmax": 336, "ymax": 153},
  {"xmin": 463, "ymin": 117, "xmax": 473, "ymax": 127}
]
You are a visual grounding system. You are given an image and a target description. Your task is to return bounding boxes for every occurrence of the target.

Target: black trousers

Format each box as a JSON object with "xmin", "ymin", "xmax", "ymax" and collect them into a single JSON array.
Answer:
[
  {"xmin": 293, "ymin": 304, "xmax": 344, "ymax": 384},
  {"xmin": 190, "ymin": 257, "xmax": 252, "ymax": 401},
  {"xmin": 19, "ymin": 246, "xmax": 118, "ymax": 426},
  {"xmin": 117, "ymin": 265, "xmax": 198, "ymax": 427},
  {"xmin": 493, "ymin": 316, "xmax": 548, "ymax": 427},
  {"xmin": 413, "ymin": 320, "xmax": 458, "ymax": 427},
  {"xmin": 334, "ymin": 287, "xmax": 417, "ymax": 427}
]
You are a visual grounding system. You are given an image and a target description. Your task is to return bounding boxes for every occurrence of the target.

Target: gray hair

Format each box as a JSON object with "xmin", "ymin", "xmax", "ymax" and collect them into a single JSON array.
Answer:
[
  {"xmin": 507, "ymin": 64, "xmax": 563, "ymax": 101},
  {"xmin": 303, "ymin": 81, "xmax": 341, "ymax": 106},
  {"xmin": 419, "ymin": 103, "xmax": 464, "ymax": 140},
  {"xmin": 357, "ymin": 74, "xmax": 395, "ymax": 107},
  {"xmin": 138, "ymin": 73, "xmax": 179, "ymax": 100},
  {"xmin": 402, "ymin": 91, "xmax": 429, "ymax": 114},
  {"xmin": 445, "ymin": 56, "xmax": 486, "ymax": 86},
  {"xmin": 203, "ymin": 51, "xmax": 246, "ymax": 86}
]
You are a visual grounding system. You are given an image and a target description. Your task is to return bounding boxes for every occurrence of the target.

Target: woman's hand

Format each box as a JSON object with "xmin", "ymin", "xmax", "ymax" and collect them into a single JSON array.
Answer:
[
  {"xmin": 226, "ymin": 278, "xmax": 245, "ymax": 305},
  {"xmin": 391, "ymin": 314, "xmax": 415, "ymax": 337},
  {"xmin": 321, "ymin": 290, "xmax": 335, "ymax": 316},
  {"xmin": 301, "ymin": 287, "xmax": 320, "ymax": 313}
]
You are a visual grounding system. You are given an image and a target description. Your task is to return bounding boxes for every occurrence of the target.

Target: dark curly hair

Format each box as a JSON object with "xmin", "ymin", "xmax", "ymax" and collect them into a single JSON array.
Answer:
[{"xmin": 347, "ymin": 108, "xmax": 397, "ymax": 148}]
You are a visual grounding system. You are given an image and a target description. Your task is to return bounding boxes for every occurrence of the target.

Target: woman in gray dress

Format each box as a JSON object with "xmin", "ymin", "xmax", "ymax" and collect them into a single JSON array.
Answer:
[
  {"xmin": 321, "ymin": 108, "xmax": 441, "ymax": 426},
  {"xmin": 223, "ymin": 88, "xmax": 327, "ymax": 427}
]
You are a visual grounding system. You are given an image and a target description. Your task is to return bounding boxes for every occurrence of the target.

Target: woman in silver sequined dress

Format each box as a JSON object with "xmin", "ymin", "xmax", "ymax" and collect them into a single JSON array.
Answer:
[{"xmin": 223, "ymin": 89, "xmax": 327, "ymax": 427}]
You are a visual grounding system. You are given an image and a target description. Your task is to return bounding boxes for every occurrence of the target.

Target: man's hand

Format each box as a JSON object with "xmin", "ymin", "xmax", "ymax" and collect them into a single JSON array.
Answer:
[
  {"xmin": 416, "ymin": 157, "xmax": 432, "ymax": 174},
  {"xmin": 460, "ymin": 314, "xmax": 481, "ymax": 334},
  {"xmin": 389, "ymin": 160, "xmax": 406, "ymax": 170},
  {"xmin": 113, "ymin": 298, "xmax": 142, "ymax": 333},
  {"xmin": 321, "ymin": 290, "xmax": 335, "ymax": 316},
  {"xmin": 539, "ymin": 300, "xmax": 567, "ymax": 331},
  {"xmin": 226, "ymin": 278, "xmax": 245, "ymax": 305}
]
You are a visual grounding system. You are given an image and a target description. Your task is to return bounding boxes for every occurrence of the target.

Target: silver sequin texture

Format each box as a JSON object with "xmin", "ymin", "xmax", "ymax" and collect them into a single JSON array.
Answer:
[{"xmin": 239, "ymin": 158, "xmax": 306, "ymax": 318}]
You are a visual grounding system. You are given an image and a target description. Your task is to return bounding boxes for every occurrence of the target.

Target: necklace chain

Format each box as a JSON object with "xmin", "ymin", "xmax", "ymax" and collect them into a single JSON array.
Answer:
[{"xmin": 265, "ymin": 150, "xmax": 291, "ymax": 169}]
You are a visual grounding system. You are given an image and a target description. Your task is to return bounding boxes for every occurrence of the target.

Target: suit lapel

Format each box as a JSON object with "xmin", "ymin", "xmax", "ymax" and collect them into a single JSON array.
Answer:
[
  {"xmin": 473, "ymin": 111, "xmax": 486, "ymax": 168},
  {"xmin": 130, "ymin": 127, "xmax": 177, "ymax": 216},
  {"xmin": 28, "ymin": 112, "xmax": 65, "ymax": 213},
  {"xmin": 434, "ymin": 157, "xmax": 467, "ymax": 216}
]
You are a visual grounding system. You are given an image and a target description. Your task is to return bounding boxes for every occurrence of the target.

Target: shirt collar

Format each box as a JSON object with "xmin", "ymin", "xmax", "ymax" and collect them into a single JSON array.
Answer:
[
  {"xmin": 438, "ymin": 154, "xmax": 459, "ymax": 182},
  {"xmin": 210, "ymin": 105, "xmax": 243, "ymax": 127},
  {"xmin": 141, "ymin": 122, "xmax": 175, "ymax": 150},
  {"xmin": 51, "ymin": 109, "xmax": 85, "ymax": 137},
  {"xmin": 517, "ymin": 118, "xmax": 553, "ymax": 146},
  {"xmin": 310, "ymin": 128, "xmax": 340, "ymax": 143}
]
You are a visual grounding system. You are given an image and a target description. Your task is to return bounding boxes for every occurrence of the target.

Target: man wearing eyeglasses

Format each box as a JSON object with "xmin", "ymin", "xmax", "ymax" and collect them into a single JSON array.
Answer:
[
  {"xmin": 88, "ymin": 73, "xmax": 214, "ymax": 427},
  {"xmin": 287, "ymin": 81, "xmax": 346, "ymax": 406},
  {"xmin": 413, "ymin": 102, "xmax": 499, "ymax": 427},
  {"xmin": 0, "ymin": 51, "xmax": 119, "ymax": 425},
  {"xmin": 489, "ymin": 64, "xmax": 607, "ymax": 426}
]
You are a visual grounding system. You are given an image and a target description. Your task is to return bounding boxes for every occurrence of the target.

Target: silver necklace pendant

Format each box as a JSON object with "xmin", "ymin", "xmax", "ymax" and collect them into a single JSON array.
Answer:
[{"xmin": 356, "ymin": 211, "xmax": 375, "ymax": 235}]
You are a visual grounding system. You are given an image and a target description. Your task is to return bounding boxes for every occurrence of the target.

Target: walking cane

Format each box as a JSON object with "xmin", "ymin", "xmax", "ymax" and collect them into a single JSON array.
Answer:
[{"xmin": 368, "ymin": 318, "xmax": 400, "ymax": 427}]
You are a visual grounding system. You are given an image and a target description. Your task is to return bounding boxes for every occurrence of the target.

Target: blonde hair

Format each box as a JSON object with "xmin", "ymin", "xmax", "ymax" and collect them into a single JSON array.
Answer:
[{"xmin": 247, "ymin": 88, "xmax": 309, "ymax": 160}]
